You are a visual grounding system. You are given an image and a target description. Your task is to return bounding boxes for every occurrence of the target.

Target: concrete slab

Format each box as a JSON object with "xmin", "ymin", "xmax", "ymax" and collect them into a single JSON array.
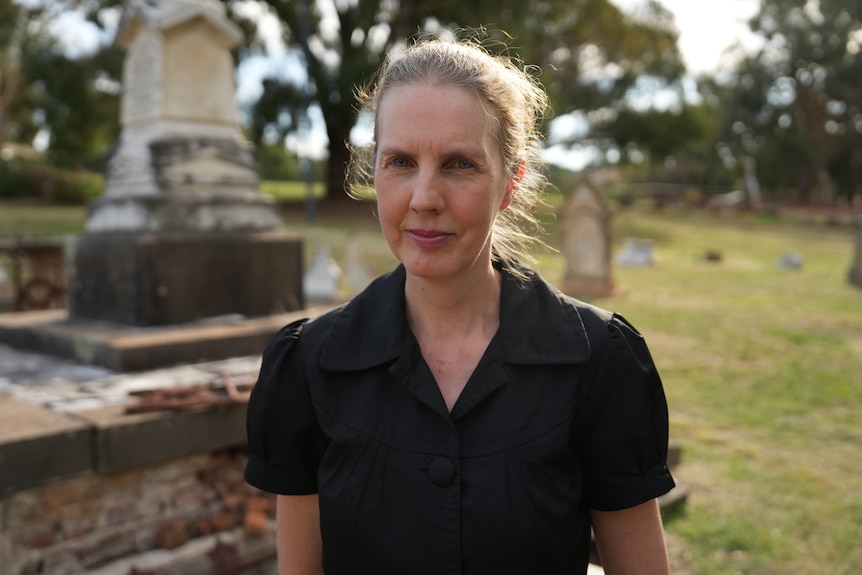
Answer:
[
  {"xmin": 0, "ymin": 306, "xmax": 334, "ymax": 371},
  {"xmin": 0, "ymin": 395, "xmax": 94, "ymax": 493}
]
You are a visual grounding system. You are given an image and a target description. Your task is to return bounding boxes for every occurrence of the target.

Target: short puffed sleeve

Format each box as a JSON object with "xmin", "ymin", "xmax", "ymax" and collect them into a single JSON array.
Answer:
[
  {"xmin": 245, "ymin": 319, "xmax": 327, "ymax": 495},
  {"xmin": 574, "ymin": 313, "xmax": 675, "ymax": 511}
]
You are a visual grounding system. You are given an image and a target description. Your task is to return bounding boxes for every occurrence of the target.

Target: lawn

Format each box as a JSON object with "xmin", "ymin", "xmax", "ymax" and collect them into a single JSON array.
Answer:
[
  {"xmin": 579, "ymin": 209, "xmax": 861, "ymax": 575},
  {"xmin": 1, "ymin": 199, "xmax": 860, "ymax": 574}
]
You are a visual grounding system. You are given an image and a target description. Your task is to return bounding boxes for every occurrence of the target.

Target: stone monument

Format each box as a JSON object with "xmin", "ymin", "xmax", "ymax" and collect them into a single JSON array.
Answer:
[
  {"xmin": 70, "ymin": 0, "xmax": 303, "ymax": 325},
  {"xmin": 561, "ymin": 175, "xmax": 614, "ymax": 298}
]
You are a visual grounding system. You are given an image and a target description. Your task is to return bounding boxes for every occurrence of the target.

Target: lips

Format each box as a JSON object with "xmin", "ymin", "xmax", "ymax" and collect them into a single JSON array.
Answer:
[{"xmin": 406, "ymin": 229, "xmax": 454, "ymax": 248}]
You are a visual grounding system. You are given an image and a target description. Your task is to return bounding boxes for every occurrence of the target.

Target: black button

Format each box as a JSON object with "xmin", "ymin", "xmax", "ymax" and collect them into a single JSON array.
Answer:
[{"xmin": 428, "ymin": 457, "xmax": 456, "ymax": 486}]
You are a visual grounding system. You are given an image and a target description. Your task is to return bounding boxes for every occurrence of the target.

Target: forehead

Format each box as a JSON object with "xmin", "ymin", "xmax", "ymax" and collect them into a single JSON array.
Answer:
[{"xmin": 376, "ymin": 82, "xmax": 501, "ymax": 148}]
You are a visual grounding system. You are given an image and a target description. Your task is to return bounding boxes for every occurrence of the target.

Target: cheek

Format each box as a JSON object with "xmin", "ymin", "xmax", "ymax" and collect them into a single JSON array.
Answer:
[{"xmin": 375, "ymin": 191, "xmax": 403, "ymax": 237}]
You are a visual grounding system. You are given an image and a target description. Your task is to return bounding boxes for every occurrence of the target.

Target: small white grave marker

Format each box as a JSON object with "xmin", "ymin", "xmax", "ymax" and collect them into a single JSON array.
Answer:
[{"xmin": 304, "ymin": 245, "xmax": 342, "ymax": 303}]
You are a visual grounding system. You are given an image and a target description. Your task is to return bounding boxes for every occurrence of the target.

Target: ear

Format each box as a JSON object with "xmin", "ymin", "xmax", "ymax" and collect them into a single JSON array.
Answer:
[{"xmin": 500, "ymin": 160, "xmax": 526, "ymax": 211}]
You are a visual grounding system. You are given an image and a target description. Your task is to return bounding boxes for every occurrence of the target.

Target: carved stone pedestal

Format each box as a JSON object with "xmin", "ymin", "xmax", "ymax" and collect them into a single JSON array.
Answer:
[{"xmin": 70, "ymin": 231, "xmax": 303, "ymax": 326}]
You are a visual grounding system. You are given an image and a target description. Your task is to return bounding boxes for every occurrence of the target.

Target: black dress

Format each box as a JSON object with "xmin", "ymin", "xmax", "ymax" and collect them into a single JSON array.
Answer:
[{"xmin": 245, "ymin": 264, "xmax": 675, "ymax": 575}]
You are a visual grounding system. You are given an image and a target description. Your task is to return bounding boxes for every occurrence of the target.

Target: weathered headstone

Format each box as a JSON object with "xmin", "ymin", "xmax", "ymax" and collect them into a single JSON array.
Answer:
[
  {"xmin": 69, "ymin": 0, "xmax": 303, "ymax": 326},
  {"xmin": 849, "ymin": 227, "xmax": 862, "ymax": 287},
  {"xmin": 561, "ymin": 176, "xmax": 614, "ymax": 298}
]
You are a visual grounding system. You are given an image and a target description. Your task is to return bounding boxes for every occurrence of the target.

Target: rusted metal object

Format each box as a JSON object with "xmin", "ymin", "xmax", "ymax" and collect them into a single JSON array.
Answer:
[
  {"xmin": 0, "ymin": 237, "xmax": 67, "ymax": 311},
  {"xmin": 123, "ymin": 373, "xmax": 254, "ymax": 414}
]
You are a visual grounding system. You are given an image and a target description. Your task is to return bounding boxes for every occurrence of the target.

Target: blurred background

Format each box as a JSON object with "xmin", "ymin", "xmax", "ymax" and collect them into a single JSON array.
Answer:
[{"xmin": 0, "ymin": 1, "xmax": 860, "ymax": 574}]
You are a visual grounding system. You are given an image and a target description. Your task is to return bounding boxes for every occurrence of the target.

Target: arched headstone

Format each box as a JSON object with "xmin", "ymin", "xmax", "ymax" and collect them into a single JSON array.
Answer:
[{"xmin": 561, "ymin": 175, "xmax": 614, "ymax": 298}]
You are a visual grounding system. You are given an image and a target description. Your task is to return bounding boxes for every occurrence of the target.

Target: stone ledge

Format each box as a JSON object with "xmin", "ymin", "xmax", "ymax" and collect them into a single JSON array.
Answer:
[
  {"xmin": 80, "ymin": 403, "xmax": 247, "ymax": 474},
  {"xmin": 0, "ymin": 307, "xmax": 332, "ymax": 371},
  {"xmin": 0, "ymin": 305, "xmax": 338, "ymax": 494},
  {"xmin": 0, "ymin": 395, "xmax": 94, "ymax": 493},
  {"xmin": 0, "ymin": 396, "xmax": 248, "ymax": 494}
]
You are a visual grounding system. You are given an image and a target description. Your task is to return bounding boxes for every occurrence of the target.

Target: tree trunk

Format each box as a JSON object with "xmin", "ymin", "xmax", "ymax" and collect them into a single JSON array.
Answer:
[{"xmin": 326, "ymin": 120, "xmax": 354, "ymax": 201}]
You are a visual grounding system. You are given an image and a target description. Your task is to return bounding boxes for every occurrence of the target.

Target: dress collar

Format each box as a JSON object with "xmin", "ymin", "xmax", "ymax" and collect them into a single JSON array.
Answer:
[{"xmin": 319, "ymin": 264, "xmax": 592, "ymax": 371}]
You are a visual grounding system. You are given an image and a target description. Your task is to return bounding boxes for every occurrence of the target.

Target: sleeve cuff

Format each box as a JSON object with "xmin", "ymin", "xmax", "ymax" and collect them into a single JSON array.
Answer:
[{"xmin": 244, "ymin": 452, "xmax": 319, "ymax": 496}]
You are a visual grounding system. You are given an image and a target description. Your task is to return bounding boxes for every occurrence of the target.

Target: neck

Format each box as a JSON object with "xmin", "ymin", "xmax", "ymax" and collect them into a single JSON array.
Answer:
[{"xmin": 404, "ymin": 263, "xmax": 502, "ymax": 340}]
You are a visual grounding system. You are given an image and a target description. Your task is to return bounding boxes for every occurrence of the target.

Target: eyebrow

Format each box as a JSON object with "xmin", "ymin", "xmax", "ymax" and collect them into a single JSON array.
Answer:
[{"xmin": 376, "ymin": 144, "xmax": 489, "ymax": 162}]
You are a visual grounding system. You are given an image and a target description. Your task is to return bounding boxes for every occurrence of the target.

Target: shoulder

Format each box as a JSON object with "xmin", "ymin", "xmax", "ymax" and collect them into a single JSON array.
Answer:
[
  {"xmin": 499, "ymin": 266, "xmax": 624, "ymax": 364},
  {"xmin": 297, "ymin": 266, "xmax": 407, "ymax": 371}
]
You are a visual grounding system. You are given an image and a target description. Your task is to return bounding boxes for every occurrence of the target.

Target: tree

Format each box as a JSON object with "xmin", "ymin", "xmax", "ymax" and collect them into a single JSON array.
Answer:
[
  {"xmin": 715, "ymin": 0, "xmax": 862, "ymax": 202},
  {"xmin": 251, "ymin": 0, "xmax": 687, "ymax": 200},
  {"xmin": 21, "ymin": 41, "xmax": 122, "ymax": 168},
  {"xmin": 1, "ymin": 0, "xmax": 121, "ymax": 167},
  {"xmin": 0, "ymin": 0, "xmax": 44, "ymax": 150}
]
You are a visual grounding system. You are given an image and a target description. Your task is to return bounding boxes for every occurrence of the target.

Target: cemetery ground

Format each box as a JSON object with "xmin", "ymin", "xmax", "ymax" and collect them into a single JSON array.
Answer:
[{"xmin": 1, "ymin": 197, "xmax": 860, "ymax": 575}]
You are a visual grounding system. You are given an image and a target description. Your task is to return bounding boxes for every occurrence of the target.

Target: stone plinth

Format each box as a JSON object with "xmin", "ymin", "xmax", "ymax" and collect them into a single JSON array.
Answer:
[{"xmin": 70, "ymin": 230, "xmax": 303, "ymax": 327}]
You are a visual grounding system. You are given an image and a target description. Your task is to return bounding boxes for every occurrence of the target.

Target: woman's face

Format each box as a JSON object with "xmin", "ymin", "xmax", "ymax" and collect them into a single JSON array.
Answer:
[{"xmin": 373, "ymin": 81, "xmax": 514, "ymax": 283}]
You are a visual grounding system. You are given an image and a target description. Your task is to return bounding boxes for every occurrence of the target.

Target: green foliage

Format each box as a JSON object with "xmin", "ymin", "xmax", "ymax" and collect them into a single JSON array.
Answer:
[
  {"xmin": 20, "ymin": 40, "xmax": 121, "ymax": 169},
  {"xmin": 259, "ymin": 179, "xmax": 326, "ymax": 201},
  {"xmin": 610, "ymin": 105, "xmax": 705, "ymax": 163},
  {"xmin": 712, "ymin": 0, "xmax": 862, "ymax": 202},
  {"xmin": 1, "ymin": 0, "xmax": 120, "ymax": 168},
  {"xmin": 47, "ymin": 167, "xmax": 103, "ymax": 204},
  {"xmin": 254, "ymin": 0, "xmax": 687, "ymax": 199},
  {"xmin": 256, "ymin": 143, "xmax": 325, "ymax": 181},
  {"xmin": 0, "ymin": 160, "xmax": 103, "ymax": 203}
]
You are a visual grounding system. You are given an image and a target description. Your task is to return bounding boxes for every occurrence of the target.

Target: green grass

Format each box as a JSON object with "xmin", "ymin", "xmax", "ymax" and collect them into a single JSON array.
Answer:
[
  {"xmin": 1, "ymin": 198, "xmax": 861, "ymax": 574},
  {"xmin": 577, "ymin": 209, "xmax": 862, "ymax": 575},
  {"xmin": 259, "ymin": 180, "xmax": 327, "ymax": 201},
  {"xmin": 0, "ymin": 204, "xmax": 89, "ymax": 237}
]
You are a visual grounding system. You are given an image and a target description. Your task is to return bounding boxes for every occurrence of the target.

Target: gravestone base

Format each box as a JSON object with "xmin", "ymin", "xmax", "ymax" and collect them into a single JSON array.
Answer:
[
  {"xmin": 563, "ymin": 273, "xmax": 615, "ymax": 299},
  {"xmin": 70, "ymin": 230, "xmax": 303, "ymax": 326}
]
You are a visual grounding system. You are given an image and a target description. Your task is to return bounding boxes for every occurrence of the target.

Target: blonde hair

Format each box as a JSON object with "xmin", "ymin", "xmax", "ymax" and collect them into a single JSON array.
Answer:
[{"xmin": 350, "ymin": 35, "xmax": 551, "ymax": 275}]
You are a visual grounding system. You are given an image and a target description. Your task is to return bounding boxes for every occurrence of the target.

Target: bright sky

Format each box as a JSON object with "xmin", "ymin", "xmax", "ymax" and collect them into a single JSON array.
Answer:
[{"xmin": 613, "ymin": 0, "xmax": 762, "ymax": 74}]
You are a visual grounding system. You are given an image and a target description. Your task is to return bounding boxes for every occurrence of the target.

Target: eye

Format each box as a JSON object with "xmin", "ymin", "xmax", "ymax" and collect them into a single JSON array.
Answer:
[
  {"xmin": 390, "ymin": 157, "xmax": 410, "ymax": 168},
  {"xmin": 453, "ymin": 159, "xmax": 475, "ymax": 169}
]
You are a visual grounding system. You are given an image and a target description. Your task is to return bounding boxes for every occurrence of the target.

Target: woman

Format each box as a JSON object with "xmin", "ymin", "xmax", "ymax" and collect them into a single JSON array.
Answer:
[{"xmin": 245, "ymin": 37, "xmax": 675, "ymax": 575}]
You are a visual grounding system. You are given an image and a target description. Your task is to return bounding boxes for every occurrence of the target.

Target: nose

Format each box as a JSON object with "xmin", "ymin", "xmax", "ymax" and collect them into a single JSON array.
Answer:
[{"xmin": 409, "ymin": 169, "xmax": 445, "ymax": 213}]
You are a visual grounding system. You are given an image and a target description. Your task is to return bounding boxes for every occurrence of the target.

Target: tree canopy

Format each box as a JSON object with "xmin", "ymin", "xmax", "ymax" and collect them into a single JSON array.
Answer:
[
  {"xmin": 712, "ymin": 0, "xmax": 862, "ymax": 202},
  {"xmin": 0, "ymin": 0, "xmax": 121, "ymax": 168},
  {"xmin": 251, "ymin": 0, "xmax": 689, "ymax": 199},
  {"xmin": 25, "ymin": 0, "xmax": 847, "ymax": 203}
]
